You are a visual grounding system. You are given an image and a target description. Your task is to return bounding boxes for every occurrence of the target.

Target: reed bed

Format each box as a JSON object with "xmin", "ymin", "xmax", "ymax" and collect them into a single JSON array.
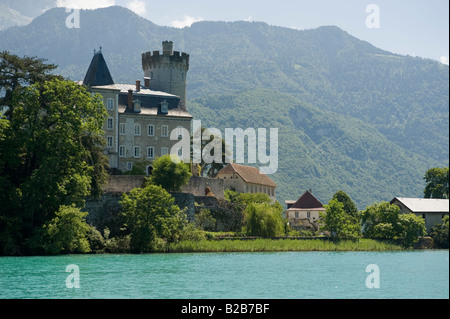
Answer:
[{"xmin": 166, "ymin": 238, "xmax": 404, "ymax": 253}]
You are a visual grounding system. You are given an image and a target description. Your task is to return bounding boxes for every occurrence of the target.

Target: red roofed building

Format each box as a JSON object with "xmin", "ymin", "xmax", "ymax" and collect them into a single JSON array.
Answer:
[
  {"xmin": 286, "ymin": 190, "xmax": 325, "ymax": 231},
  {"xmin": 215, "ymin": 163, "xmax": 277, "ymax": 201}
]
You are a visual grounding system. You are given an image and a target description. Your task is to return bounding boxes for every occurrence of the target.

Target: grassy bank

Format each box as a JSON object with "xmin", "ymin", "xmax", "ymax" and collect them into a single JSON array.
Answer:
[{"xmin": 166, "ymin": 238, "xmax": 404, "ymax": 253}]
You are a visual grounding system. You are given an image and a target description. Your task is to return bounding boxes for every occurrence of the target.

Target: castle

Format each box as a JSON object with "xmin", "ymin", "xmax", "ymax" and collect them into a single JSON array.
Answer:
[{"xmin": 82, "ymin": 41, "xmax": 192, "ymax": 174}]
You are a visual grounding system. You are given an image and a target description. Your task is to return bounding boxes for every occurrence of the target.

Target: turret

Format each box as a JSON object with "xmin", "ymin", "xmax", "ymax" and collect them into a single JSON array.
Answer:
[{"xmin": 142, "ymin": 41, "xmax": 189, "ymax": 107}]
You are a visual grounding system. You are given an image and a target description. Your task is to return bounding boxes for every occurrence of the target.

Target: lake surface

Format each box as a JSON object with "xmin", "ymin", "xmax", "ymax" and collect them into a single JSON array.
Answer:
[{"xmin": 0, "ymin": 250, "xmax": 448, "ymax": 299}]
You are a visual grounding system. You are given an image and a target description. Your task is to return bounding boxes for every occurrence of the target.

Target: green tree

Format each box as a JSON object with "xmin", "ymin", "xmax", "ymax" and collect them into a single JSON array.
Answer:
[
  {"xmin": 120, "ymin": 184, "xmax": 187, "ymax": 253},
  {"xmin": 360, "ymin": 202, "xmax": 402, "ymax": 240},
  {"xmin": 40, "ymin": 205, "xmax": 92, "ymax": 255},
  {"xmin": 331, "ymin": 190, "xmax": 358, "ymax": 219},
  {"xmin": 245, "ymin": 202, "xmax": 285, "ymax": 237},
  {"xmin": 191, "ymin": 126, "xmax": 229, "ymax": 177},
  {"xmin": 321, "ymin": 198, "xmax": 360, "ymax": 239},
  {"xmin": 146, "ymin": 155, "xmax": 191, "ymax": 192},
  {"xmin": 423, "ymin": 167, "xmax": 449, "ymax": 199},
  {"xmin": 195, "ymin": 208, "xmax": 216, "ymax": 231},
  {"xmin": 225, "ymin": 189, "xmax": 271, "ymax": 206},
  {"xmin": 398, "ymin": 213, "xmax": 427, "ymax": 247},
  {"xmin": 429, "ymin": 215, "xmax": 449, "ymax": 249},
  {"xmin": 0, "ymin": 51, "xmax": 61, "ymax": 120},
  {"xmin": 0, "ymin": 75, "xmax": 108, "ymax": 255},
  {"xmin": 361, "ymin": 201, "xmax": 426, "ymax": 247}
]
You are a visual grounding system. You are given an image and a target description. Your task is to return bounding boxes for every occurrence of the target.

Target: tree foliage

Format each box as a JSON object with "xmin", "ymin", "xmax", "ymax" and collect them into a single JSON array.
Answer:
[
  {"xmin": 423, "ymin": 167, "xmax": 449, "ymax": 199},
  {"xmin": 41, "ymin": 205, "xmax": 92, "ymax": 255},
  {"xmin": 0, "ymin": 53, "xmax": 108, "ymax": 255},
  {"xmin": 225, "ymin": 189, "xmax": 272, "ymax": 206},
  {"xmin": 120, "ymin": 184, "xmax": 187, "ymax": 253},
  {"xmin": 146, "ymin": 155, "xmax": 191, "ymax": 192},
  {"xmin": 429, "ymin": 215, "xmax": 449, "ymax": 249},
  {"xmin": 0, "ymin": 51, "xmax": 62, "ymax": 119},
  {"xmin": 244, "ymin": 202, "xmax": 285, "ymax": 238},
  {"xmin": 361, "ymin": 201, "xmax": 426, "ymax": 247},
  {"xmin": 321, "ymin": 198, "xmax": 360, "ymax": 239}
]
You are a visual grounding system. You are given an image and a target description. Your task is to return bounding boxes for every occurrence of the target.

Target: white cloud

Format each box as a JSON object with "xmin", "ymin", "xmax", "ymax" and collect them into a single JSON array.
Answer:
[
  {"xmin": 126, "ymin": 0, "xmax": 146, "ymax": 16},
  {"xmin": 440, "ymin": 55, "xmax": 449, "ymax": 65},
  {"xmin": 244, "ymin": 16, "xmax": 253, "ymax": 22},
  {"xmin": 170, "ymin": 16, "xmax": 204, "ymax": 28},
  {"xmin": 56, "ymin": 0, "xmax": 115, "ymax": 10}
]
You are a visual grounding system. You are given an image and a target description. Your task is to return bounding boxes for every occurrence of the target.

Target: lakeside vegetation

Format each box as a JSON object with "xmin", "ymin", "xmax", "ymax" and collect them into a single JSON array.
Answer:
[{"xmin": 165, "ymin": 238, "xmax": 404, "ymax": 253}]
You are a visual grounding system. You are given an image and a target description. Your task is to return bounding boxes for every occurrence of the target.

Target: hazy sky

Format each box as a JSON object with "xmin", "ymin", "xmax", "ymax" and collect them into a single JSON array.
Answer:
[{"xmin": 3, "ymin": 0, "xmax": 449, "ymax": 64}]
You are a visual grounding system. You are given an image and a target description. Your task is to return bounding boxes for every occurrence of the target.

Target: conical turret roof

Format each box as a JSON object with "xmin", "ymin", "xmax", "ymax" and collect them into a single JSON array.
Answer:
[{"xmin": 83, "ymin": 49, "xmax": 114, "ymax": 87}]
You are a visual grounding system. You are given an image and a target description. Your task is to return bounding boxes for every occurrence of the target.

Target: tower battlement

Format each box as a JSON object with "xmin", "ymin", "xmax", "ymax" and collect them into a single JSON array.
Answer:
[
  {"xmin": 141, "ymin": 41, "xmax": 190, "ymax": 107},
  {"xmin": 142, "ymin": 44, "xmax": 189, "ymax": 71}
]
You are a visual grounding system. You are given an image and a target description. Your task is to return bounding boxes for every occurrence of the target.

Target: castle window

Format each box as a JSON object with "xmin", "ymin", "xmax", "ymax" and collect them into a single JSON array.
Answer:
[
  {"xmin": 161, "ymin": 147, "xmax": 168, "ymax": 156},
  {"xmin": 134, "ymin": 146, "xmax": 141, "ymax": 158},
  {"xmin": 107, "ymin": 98, "xmax": 114, "ymax": 110},
  {"xmin": 120, "ymin": 123, "xmax": 126, "ymax": 135},
  {"xmin": 147, "ymin": 147, "xmax": 154, "ymax": 159},
  {"xmin": 161, "ymin": 125, "xmax": 169, "ymax": 137},
  {"xmin": 127, "ymin": 162, "xmax": 133, "ymax": 171},
  {"xmin": 148, "ymin": 125, "xmax": 154, "ymax": 136},
  {"xmin": 295, "ymin": 212, "xmax": 299, "ymax": 218},
  {"xmin": 134, "ymin": 124, "xmax": 141, "ymax": 136},
  {"xmin": 107, "ymin": 136, "xmax": 113, "ymax": 148},
  {"xmin": 119, "ymin": 146, "xmax": 125, "ymax": 158},
  {"xmin": 107, "ymin": 117, "xmax": 114, "ymax": 130}
]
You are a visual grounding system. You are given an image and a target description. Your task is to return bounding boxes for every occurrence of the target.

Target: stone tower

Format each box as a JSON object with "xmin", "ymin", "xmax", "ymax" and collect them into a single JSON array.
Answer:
[{"xmin": 142, "ymin": 41, "xmax": 190, "ymax": 107}]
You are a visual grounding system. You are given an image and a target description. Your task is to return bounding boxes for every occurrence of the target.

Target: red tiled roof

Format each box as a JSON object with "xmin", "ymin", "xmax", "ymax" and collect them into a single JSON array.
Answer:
[
  {"xmin": 216, "ymin": 163, "xmax": 277, "ymax": 187},
  {"xmin": 289, "ymin": 191, "xmax": 324, "ymax": 210}
]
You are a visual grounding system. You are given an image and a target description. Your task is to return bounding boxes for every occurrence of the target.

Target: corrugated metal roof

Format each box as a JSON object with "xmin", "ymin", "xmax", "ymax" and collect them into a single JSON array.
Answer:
[
  {"xmin": 91, "ymin": 83, "xmax": 178, "ymax": 98},
  {"xmin": 391, "ymin": 197, "xmax": 449, "ymax": 213}
]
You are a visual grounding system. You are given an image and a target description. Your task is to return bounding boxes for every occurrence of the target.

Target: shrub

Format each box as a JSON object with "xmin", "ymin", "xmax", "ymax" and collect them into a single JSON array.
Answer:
[
  {"xmin": 245, "ymin": 203, "xmax": 285, "ymax": 237},
  {"xmin": 430, "ymin": 215, "xmax": 449, "ymax": 249},
  {"xmin": 120, "ymin": 184, "xmax": 187, "ymax": 253},
  {"xmin": 195, "ymin": 209, "xmax": 217, "ymax": 231},
  {"xmin": 41, "ymin": 205, "xmax": 92, "ymax": 255}
]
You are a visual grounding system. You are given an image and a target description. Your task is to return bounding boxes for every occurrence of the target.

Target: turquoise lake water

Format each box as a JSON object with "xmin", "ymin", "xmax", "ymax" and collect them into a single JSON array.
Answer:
[{"xmin": 0, "ymin": 250, "xmax": 448, "ymax": 299}]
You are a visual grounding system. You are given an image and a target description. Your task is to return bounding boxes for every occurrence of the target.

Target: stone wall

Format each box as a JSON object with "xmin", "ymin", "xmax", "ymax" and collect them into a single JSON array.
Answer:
[
  {"xmin": 194, "ymin": 196, "xmax": 244, "ymax": 232},
  {"xmin": 181, "ymin": 176, "xmax": 225, "ymax": 200},
  {"xmin": 84, "ymin": 193, "xmax": 125, "ymax": 237},
  {"xmin": 171, "ymin": 192, "xmax": 195, "ymax": 221},
  {"xmin": 84, "ymin": 174, "xmax": 241, "ymax": 234},
  {"xmin": 102, "ymin": 175, "xmax": 146, "ymax": 193}
]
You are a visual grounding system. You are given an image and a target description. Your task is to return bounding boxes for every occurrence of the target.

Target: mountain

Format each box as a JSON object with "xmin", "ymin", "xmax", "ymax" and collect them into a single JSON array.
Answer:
[
  {"xmin": 0, "ymin": 3, "xmax": 33, "ymax": 31},
  {"xmin": 0, "ymin": 6, "xmax": 448, "ymax": 208}
]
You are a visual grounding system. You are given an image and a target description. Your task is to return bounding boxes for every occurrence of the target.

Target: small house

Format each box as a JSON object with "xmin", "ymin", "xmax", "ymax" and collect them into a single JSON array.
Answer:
[
  {"xmin": 286, "ymin": 190, "xmax": 325, "ymax": 231},
  {"xmin": 215, "ymin": 163, "xmax": 277, "ymax": 201},
  {"xmin": 390, "ymin": 197, "xmax": 449, "ymax": 233}
]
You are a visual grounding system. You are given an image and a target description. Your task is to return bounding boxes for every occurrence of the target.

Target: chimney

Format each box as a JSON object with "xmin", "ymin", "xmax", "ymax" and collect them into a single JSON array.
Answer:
[
  {"xmin": 144, "ymin": 77, "xmax": 150, "ymax": 87},
  {"xmin": 128, "ymin": 89, "xmax": 133, "ymax": 110},
  {"xmin": 136, "ymin": 80, "xmax": 140, "ymax": 92}
]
